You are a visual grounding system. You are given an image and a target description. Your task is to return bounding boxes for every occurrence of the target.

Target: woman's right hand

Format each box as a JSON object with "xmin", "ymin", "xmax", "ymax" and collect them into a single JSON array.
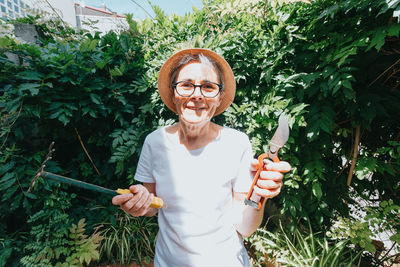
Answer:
[{"xmin": 112, "ymin": 184, "xmax": 154, "ymax": 217}]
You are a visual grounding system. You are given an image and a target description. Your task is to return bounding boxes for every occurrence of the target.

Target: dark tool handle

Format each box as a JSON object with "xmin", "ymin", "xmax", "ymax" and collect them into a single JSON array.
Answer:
[
  {"xmin": 40, "ymin": 171, "xmax": 166, "ymax": 209},
  {"xmin": 41, "ymin": 171, "xmax": 117, "ymax": 195}
]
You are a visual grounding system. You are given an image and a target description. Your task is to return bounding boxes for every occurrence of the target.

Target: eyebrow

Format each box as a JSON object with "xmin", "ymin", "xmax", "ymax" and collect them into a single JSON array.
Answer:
[{"xmin": 178, "ymin": 79, "xmax": 215, "ymax": 84}]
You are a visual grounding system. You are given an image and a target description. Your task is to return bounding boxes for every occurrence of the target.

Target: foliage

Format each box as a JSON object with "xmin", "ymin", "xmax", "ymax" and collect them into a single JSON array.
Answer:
[
  {"xmin": 19, "ymin": 190, "xmax": 102, "ymax": 266},
  {"xmin": 328, "ymin": 216, "xmax": 376, "ymax": 253},
  {"xmin": 1, "ymin": 13, "xmax": 160, "ymax": 265},
  {"xmin": 1, "ymin": 0, "xmax": 400, "ymax": 264},
  {"xmin": 98, "ymin": 210, "xmax": 157, "ymax": 265},
  {"xmin": 248, "ymin": 221, "xmax": 362, "ymax": 266},
  {"xmin": 20, "ymin": 191, "xmax": 72, "ymax": 266},
  {"xmin": 128, "ymin": 0, "xmax": 400, "ymax": 231},
  {"xmin": 58, "ymin": 218, "xmax": 103, "ymax": 267},
  {"xmin": 0, "ymin": 236, "xmax": 16, "ymax": 266},
  {"xmin": 328, "ymin": 199, "xmax": 400, "ymax": 265},
  {"xmin": 221, "ymin": 0, "xmax": 400, "ymax": 230},
  {"xmin": 366, "ymin": 200, "xmax": 400, "ymax": 245}
]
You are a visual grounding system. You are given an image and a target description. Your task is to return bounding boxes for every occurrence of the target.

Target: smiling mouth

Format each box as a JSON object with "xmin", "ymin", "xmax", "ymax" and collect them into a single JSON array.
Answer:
[{"xmin": 186, "ymin": 106, "xmax": 205, "ymax": 110}]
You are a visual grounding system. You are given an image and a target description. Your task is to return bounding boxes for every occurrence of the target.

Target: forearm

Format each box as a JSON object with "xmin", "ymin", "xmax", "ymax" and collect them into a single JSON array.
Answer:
[{"xmin": 233, "ymin": 193, "xmax": 266, "ymax": 238}]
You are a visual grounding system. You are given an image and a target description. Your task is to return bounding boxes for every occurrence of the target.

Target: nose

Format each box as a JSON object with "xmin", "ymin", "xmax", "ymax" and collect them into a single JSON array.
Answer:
[{"xmin": 191, "ymin": 85, "xmax": 204, "ymax": 99}]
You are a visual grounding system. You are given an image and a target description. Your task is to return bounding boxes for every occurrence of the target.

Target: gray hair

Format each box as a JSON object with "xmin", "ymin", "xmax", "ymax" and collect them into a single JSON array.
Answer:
[{"xmin": 170, "ymin": 54, "xmax": 224, "ymax": 93}]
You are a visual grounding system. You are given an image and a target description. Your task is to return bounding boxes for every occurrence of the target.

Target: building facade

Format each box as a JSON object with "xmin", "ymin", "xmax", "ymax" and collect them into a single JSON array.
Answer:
[
  {"xmin": 0, "ymin": 0, "xmax": 127, "ymax": 34},
  {"xmin": 0, "ymin": 0, "xmax": 29, "ymax": 20}
]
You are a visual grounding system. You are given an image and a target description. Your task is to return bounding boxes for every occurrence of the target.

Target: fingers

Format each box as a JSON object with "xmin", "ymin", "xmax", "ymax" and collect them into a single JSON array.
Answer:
[
  {"xmin": 254, "ymin": 185, "xmax": 281, "ymax": 199},
  {"xmin": 112, "ymin": 193, "xmax": 133, "ymax": 205},
  {"xmin": 111, "ymin": 184, "xmax": 153, "ymax": 217},
  {"xmin": 264, "ymin": 159, "xmax": 291, "ymax": 173},
  {"xmin": 250, "ymin": 158, "xmax": 260, "ymax": 172},
  {"xmin": 256, "ymin": 162, "xmax": 284, "ymax": 199},
  {"xmin": 257, "ymin": 178, "xmax": 282, "ymax": 189},
  {"xmin": 259, "ymin": 170, "xmax": 283, "ymax": 181},
  {"xmin": 251, "ymin": 159, "xmax": 291, "ymax": 173}
]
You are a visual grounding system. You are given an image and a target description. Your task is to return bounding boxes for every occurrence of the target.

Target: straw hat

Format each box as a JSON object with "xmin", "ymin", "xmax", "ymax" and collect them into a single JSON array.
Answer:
[{"xmin": 157, "ymin": 48, "xmax": 236, "ymax": 116}]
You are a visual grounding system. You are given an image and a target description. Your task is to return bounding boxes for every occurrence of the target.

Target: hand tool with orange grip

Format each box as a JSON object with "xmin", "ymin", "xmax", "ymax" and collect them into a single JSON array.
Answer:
[
  {"xmin": 39, "ymin": 171, "xmax": 165, "ymax": 209},
  {"xmin": 245, "ymin": 115, "xmax": 289, "ymax": 210},
  {"xmin": 27, "ymin": 142, "xmax": 165, "ymax": 209}
]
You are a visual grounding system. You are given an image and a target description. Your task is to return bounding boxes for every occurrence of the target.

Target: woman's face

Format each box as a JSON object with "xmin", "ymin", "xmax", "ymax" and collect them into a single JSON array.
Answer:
[{"xmin": 172, "ymin": 62, "xmax": 222, "ymax": 125}]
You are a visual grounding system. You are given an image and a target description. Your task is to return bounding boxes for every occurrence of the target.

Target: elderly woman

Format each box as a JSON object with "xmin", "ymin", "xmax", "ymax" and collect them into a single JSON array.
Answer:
[{"xmin": 112, "ymin": 49, "xmax": 291, "ymax": 266}]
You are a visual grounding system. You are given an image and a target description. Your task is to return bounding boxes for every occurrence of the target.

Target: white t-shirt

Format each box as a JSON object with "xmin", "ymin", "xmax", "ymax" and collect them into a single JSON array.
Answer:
[{"xmin": 135, "ymin": 126, "xmax": 253, "ymax": 267}]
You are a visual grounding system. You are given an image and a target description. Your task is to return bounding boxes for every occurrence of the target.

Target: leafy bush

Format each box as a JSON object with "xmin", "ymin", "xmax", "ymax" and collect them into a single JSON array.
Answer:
[
  {"xmin": 1, "ymin": 15, "xmax": 159, "ymax": 265},
  {"xmin": 328, "ymin": 199, "xmax": 400, "ymax": 265},
  {"xmin": 98, "ymin": 210, "xmax": 157, "ymax": 265},
  {"xmin": 248, "ymin": 221, "xmax": 362, "ymax": 266},
  {"xmin": 19, "ymin": 191, "xmax": 102, "ymax": 266},
  {"xmin": 61, "ymin": 218, "xmax": 103, "ymax": 267},
  {"xmin": 1, "ymin": 0, "xmax": 399, "ymax": 265}
]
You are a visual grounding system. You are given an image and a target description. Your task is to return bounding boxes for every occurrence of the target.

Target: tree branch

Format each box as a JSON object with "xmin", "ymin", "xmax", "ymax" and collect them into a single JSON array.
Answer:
[
  {"xmin": 74, "ymin": 128, "xmax": 101, "ymax": 176},
  {"xmin": 368, "ymin": 57, "xmax": 400, "ymax": 87},
  {"xmin": 347, "ymin": 126, "xmax": 361, "ymax": 187}
]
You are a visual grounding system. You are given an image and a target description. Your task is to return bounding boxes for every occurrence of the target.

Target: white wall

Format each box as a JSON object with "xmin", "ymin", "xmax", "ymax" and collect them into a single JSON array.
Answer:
[
  {"xmin": 24, "ymin": 0, "xmax": 77, "ymax": 27},
  {"xmin": 76, "ymin": 15, "xmax": 128, "ymax": 35}
]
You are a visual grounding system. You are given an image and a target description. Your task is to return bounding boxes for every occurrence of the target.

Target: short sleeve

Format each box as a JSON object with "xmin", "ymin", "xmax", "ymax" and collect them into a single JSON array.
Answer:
[
  {"xmin": 134, "ymin": 136, "xmax": 155, "ymax": 183},
  {"xmin": 232, "ymin": 136, "xmax": 253, "ymax": 193}
]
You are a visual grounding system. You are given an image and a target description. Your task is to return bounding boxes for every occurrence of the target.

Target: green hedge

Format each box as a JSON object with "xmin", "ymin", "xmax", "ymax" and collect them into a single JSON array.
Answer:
[{"xmin": 1, "ymin": 0, "xmax": 399, "ymax": 265}]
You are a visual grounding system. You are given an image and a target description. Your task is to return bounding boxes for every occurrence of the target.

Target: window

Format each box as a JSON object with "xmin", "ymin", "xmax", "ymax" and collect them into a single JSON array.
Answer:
[
  {"xmin": 13, "ymin": 0, "xmax": 17, "ymax": 4},
  {"xmin": 8, "ymin": 10, "xmax": 14, "ymax": 18},
  {"xmin": 0, "ymin": 0, "xmax": 4, "ymax": 4},
  {"xmin": 1, "ymin": 5, "xmax": 5, "ymax": 12},
  {"xmin": 14, "ymin": 5, "xmax": 18, "ymax": 12},
  {"xmin": 7, "ymin": 1, "xmax": 11, "ymax": 8}
]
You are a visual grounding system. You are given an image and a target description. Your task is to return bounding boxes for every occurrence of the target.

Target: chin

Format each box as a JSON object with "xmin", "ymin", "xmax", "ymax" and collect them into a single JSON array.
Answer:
[
  {"xmin": 180, "ymin": 113, "xmax": 210, "ymax": 125},
  {"xmin": 178, "ymin": 107, "xmax": 216, "ymax": 124},
  {"xmin": 181, "ymin": 116, "xmax": 209, "ymax": 125}
]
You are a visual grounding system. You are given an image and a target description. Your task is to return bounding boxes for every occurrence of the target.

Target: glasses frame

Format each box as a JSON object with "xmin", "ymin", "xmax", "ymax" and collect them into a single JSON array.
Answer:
[{"xmin": 172, "ymin": 81, "xmax": 222, "ymax": 98}]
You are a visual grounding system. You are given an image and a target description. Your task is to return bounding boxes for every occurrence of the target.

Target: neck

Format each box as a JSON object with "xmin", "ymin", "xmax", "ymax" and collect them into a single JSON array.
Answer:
[{"xmin": 177, "ymin": 118, "xmax": 218, "ymax": 150}]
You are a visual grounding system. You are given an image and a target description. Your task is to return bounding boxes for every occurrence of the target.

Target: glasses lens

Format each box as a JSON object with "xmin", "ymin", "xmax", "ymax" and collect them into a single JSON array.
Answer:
[
  {"xmin": 174, "ymin": 82, "xmax": 220, "ymax": 98},
  {"xmin": 201, "ymin": 83, "xmax": 220, "ymax": 97},
  {"xmin": 175, "ymin": 82, "xmax": 194, "ymax": 96}
]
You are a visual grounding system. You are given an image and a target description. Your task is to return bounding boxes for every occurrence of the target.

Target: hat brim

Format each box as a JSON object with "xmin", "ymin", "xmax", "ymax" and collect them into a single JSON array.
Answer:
[{"xmin": 157, "ymin": 48, "xmax": 236, "ymax": 116}]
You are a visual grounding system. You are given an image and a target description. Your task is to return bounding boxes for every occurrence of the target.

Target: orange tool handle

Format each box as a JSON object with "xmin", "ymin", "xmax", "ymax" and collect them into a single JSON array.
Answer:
[
  {"xmin": 245, "ymin": 153, "xmax": 280, "ymax": 210},
  {"xmin": 116, "ymin": 189, "xmax": 166, "ymax": 209}
]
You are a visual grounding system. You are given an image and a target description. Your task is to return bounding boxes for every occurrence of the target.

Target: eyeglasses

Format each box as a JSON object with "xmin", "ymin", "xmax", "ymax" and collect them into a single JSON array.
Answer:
[{"xmin": 172, "ymin": 81, "xmax": 222, "ymax": 98}]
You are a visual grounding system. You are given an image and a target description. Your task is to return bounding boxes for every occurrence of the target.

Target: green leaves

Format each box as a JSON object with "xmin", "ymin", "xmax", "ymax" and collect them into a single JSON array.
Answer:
[
  {"xmin": 80, "ymin": 38, "xmax": 99, "ymax": 53},
  {"xmin": 1, "ymin": 0, "xmax": 400, "ymax": 265},
  {"xmin": 18, "ymin": 83, "xmax": 40, "ymax": 96},
  {"xmin": 367, "ymin": 27, "xmax": 387, "ymax": 51},
  {"xmin": 378, "ymin": 0, "xmax": 400, "ymax": 16},
  {"xmin": 0, "ymin": 173, "xmax": 16, "ymax": 190},
  {"xmin": 98, "ymin": 210, "xmax": 157, "ymax": 264},
  {"xmin": 312, "ymin": 182, "xmax": 322, "ymax": 200},
  {"xmin": 249, "ymin": 221, "xmax": 362, "ymax": 267},
  {"xmin": 63, "ymin": 218, "xmax": 103, "ymax": 266},
  {"xmin": 355, "ymin": 157, "xmax": 377, "ymax": 180}
]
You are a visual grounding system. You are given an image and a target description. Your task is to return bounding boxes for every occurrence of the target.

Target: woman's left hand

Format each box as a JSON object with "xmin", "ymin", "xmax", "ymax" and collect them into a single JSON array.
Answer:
[{"xmin": 250, "ymin": 158, "xmax": 291, "ymax": 199}]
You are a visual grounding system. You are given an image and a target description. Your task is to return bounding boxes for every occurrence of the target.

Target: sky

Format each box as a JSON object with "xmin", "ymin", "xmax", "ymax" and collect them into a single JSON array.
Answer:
[{"xmin": 82, "ymin": 0, "xmax": 204, "ymax": 20}]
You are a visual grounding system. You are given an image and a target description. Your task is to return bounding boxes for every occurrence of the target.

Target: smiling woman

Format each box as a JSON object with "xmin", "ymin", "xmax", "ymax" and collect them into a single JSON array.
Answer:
[
  {"xmin": 111, "ymin": 48, "xmax": 291, "ymax": 267},
  {"xmin": 172, "ymin": 61, "xmax": 222, "ymax": 125}
]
